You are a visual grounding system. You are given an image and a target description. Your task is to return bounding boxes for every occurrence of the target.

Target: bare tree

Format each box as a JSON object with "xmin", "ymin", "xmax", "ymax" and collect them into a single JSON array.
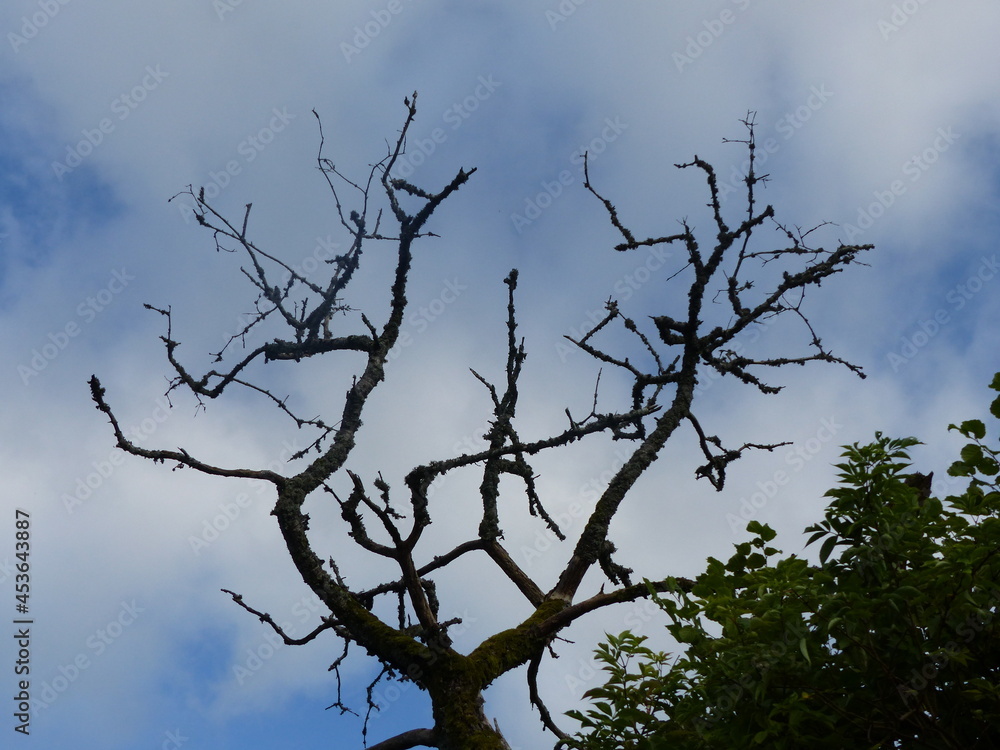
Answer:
[{"xmin": 89, "ymin": 94, "xmax": 872, "ymax": 750}]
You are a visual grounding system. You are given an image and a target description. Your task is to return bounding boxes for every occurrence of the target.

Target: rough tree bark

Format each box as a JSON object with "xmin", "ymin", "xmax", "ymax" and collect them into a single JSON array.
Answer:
[{"xmin": 89, "ymin": 95, "xmax": 872, "ymax": 749}]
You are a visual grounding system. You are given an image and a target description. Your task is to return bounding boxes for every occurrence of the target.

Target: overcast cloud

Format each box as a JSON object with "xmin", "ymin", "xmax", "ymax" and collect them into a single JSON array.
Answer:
[{"xmin": 1, "ymin": 2, "xmax": 998, "ymax": 748}]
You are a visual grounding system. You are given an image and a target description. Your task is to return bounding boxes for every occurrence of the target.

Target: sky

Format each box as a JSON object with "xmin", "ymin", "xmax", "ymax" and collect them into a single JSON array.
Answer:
[{"xmin": 1, "ymin": 1, "xmax": 999, "ymax": 748}]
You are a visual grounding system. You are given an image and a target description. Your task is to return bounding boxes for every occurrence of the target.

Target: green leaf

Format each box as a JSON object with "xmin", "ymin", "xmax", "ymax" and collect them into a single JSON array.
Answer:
[
  {"xmin": 799, "ymin": 637, "xmax": 811, "ymax": 665},
  {"xmin": 949, "ymin": 461, "xmax": 973, "ymax": 477},
  {"xmin": 819, "ymin": 535, "xmax": 839, "ymax": 565},
  {"xmin": 674, "ymin": 626, "xmax": 701, "ymax": 643},
  {"xmin": 593, "ymin": 701, "xmax": 613, "ymax": 717},
  {"xmin": 962, "ymin": 444, "xmax": 985, "ymax": 464},
  {"xmin": 805, "ymin": 529, "xmax": 827, "ymax": 547},
  {"xmin": 960, "ymin": 419, "xmax": 987, "ymax": 439}
]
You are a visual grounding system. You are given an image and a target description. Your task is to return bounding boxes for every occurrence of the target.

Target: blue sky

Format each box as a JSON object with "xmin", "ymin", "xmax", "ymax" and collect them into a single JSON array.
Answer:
[{"xmin": 1, "ymin": 2, "xmax": 999, "ymax": 748}]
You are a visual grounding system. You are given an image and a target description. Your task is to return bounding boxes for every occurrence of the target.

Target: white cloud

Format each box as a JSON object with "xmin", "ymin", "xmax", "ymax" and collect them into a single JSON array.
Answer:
[{"xmin": 1, "ymin": 1, "xmax": 998, "ymax": 747}]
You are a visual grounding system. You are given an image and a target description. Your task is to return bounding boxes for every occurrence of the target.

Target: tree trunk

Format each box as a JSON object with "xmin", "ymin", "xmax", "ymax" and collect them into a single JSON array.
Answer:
[{"xmin": 430, "ymin": 683, "xmax": 511, "ymax": 750}]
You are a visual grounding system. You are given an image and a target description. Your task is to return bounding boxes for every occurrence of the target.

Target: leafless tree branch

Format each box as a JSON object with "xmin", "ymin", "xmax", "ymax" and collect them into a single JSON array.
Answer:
[
  {"xmin": 367, "ymin": 727, "xmax": 438, "ymax": 750},
  {"xmin": 92, "ymin": 102, "xmax": 872, "ymax": 749}
]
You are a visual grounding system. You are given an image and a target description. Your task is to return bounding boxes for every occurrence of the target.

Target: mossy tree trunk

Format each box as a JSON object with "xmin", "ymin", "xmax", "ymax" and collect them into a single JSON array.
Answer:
[{"xmin": 429, "ymin": 684, "xmax": 510, "ymax": 750}]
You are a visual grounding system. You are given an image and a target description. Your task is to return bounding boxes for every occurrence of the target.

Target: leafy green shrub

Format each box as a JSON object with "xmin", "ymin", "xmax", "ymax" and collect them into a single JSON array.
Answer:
[{"xmin": 566, "ymin": 373, "xmax": 1000, "ymax": 749}]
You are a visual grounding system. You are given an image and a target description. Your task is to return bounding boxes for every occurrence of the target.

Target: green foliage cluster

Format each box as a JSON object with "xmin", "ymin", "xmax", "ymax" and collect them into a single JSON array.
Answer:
[{"xmin": 565, "ymin": 374, "xmax": 1000, "ymax": 749}]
